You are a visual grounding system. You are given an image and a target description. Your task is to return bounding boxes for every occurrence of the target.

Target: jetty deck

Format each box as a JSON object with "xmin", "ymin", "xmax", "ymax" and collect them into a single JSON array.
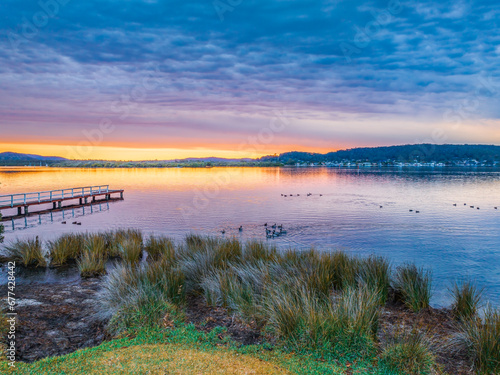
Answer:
[{"xmin": 0, "ymin": 185, "xmax": 124, "ymax": 218}]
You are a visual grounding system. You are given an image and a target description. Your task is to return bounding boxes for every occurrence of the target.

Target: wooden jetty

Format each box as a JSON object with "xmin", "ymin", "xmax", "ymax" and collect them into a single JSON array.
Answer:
[{"xmin": 0, "ymin": 185, "xmax": 124, "ymax": 219}]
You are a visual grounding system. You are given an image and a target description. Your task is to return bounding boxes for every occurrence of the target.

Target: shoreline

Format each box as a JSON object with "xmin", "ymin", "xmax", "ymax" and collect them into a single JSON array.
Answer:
[{"xmin": 1, "ymin": 231, "xmax": 498, "ymax": 374}]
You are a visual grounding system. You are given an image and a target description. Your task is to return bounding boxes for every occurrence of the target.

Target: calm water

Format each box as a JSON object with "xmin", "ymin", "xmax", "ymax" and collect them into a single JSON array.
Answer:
[{"xmin": 1, "ymin": 167, "xmax": 499, "ymax": 307}]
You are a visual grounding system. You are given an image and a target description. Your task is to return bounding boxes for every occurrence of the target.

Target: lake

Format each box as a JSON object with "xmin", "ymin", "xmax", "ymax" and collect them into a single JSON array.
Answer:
[{"xmin": 1, "ymin": 167, "xmax": 499, "ymax": 308}]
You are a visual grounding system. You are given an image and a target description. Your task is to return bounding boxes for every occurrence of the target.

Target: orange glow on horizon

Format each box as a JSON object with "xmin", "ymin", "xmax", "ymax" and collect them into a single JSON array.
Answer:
[{"xmin": 0, "ymin": 143, "xmax": 340, "ymax": 161}]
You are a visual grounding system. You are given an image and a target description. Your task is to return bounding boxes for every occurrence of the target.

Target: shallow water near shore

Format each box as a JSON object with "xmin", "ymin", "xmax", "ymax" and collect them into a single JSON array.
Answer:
[{"xmin": 1, "ymin": 166, "xmax": 499, "ymax": 308}]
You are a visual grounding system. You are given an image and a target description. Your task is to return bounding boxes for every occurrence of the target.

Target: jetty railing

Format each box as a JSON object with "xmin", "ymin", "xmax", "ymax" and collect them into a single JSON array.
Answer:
[{"xmin": 0, "ymin": 185, "xmax": 111, "ymax": 209}]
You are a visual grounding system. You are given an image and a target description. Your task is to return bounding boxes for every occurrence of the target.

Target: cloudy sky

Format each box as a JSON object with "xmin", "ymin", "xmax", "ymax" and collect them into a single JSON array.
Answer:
[{"xmin": 1, "ymin": 0, "xmax": 499, "ymax": 160}]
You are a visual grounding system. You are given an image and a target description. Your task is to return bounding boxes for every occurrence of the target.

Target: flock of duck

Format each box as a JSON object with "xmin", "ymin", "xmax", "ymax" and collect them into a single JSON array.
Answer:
[
  {"xmin": 61, "ymin": 221, "xmax": 82, "ymax": 225},
  {"xmin": 220, "ymin": 223, "xmax": 288, "ymax": 239},
  {"xmin": 453, "ymin": 203, "xmax": 498, "ymax": 210},
  {"xmin": 219, "ymin": 195, "xmax": 498, "ymax": 239},
  {"xmin": 282, "ymin": 193, "xmax": 323, "ymax": 197}
]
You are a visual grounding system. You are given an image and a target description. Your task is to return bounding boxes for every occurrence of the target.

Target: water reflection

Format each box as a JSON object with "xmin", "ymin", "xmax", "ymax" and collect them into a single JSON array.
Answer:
[{"xmin": 0, "ymin": 167, "xmax": 499, "ymax": 307}]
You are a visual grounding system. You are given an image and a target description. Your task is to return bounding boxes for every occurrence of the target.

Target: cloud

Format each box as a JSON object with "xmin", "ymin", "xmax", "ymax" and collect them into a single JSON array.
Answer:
[{"xmin": 0, "ymin": 0, "xmax": 499, "ymax": 155}]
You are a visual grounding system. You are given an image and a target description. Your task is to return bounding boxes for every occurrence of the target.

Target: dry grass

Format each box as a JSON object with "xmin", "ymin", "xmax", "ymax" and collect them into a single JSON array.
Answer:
[
  {"xmin": 48, "ymin": 233, "xmax": 87, "ymax": 266},
  {"xmin": 5, "ymin": 237, "xmax": 46, "ymax": 267}
]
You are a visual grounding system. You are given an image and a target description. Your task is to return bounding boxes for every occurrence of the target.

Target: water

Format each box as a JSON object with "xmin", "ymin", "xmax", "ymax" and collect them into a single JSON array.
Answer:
[{"xmin": 1, "ymin": 167, "xmax": 499, "ymax": 307}]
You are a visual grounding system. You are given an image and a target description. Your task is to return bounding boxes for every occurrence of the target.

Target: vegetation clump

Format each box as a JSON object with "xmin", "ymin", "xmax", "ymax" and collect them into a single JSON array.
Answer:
[
  {"xmin": 380, "ymin": 330, "xmax": 436, "ymax": 375},
  {"xmin": 450, "ymin": 278, "xmax": 484, "ymax": 321},
  {"xmin": 393, "ymin": 264, "xmax": 432, "ymax": 312},
  {"xmin": 5, "ymin": 236, "xmax": 46, "ymax": 267},
  {"xmin": 452, "ymin": 305, "xmax": 500, "ymax": 375}
]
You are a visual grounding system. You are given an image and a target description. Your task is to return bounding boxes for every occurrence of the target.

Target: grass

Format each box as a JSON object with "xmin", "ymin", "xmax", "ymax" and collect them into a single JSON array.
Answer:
[
  {"xmin": 48, "ymin": 233, "xmax": 87, "ymax": 266},
  {"xmin": 380, "ymin": 330, "xmax": 436, "ymax": 375},
  {"xmin": 145, "ymin": 235, "xmax": 175, "ymax": 261},
  {"xmin": 4, "ymin": 236, "xmax": 46, "ymax": 267},
  {"xmin": 393, "ymin": 264, "xmax": 432, "ymax": 312},
  {"xmin": 117, "ymin": 238, "xmax": 143, "ymax": 265},
  {"xmin": 77, "ymin": 234, "xmax": 107, "ymax": 277},
  {"xmin": 450, "ymin": 278, "xmax": 484, "ymax": 321},
  {"xmin": 5, "ymin": 232, "xmax": 486, "ymax": 375},
  {"xmin": 99, "ymin": 259, "xmax": 186, "ymax": 334},
  {"xmin": 452, "ymin": 305, "xmax": 500, "ymax": 374},
  {"xmin": 0, "ymin": 324, "xmax": 380, "ymax": 375}
]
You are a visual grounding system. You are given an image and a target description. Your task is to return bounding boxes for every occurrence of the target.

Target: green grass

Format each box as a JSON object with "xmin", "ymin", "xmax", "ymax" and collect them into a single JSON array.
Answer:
[
  {"xmin": 5, "ymin": 237, "xmax": 46, "ymax": 267},
  {"xmin": 0, "ymin": 323, "xmax": 384, "ymax": 375},
  {"xmin": 380, "ymin": 330, "xmax": 436, "ymax": 375},
  {"xmin": 452, "ymin": 305, "xmax": 500, "ymax": 374},
  {"xmin": 450, "ymin": 279, "xmax": 484, "ymax": 321},
  {"xmin": 393, "ymin": 264, "xmax": 432, "ymax": 312}
]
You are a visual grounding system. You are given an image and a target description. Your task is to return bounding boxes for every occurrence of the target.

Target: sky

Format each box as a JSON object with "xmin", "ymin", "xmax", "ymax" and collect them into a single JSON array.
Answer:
[{"xmin": 0, "ymin": 0, "xmax": 499, "ymax": 160}]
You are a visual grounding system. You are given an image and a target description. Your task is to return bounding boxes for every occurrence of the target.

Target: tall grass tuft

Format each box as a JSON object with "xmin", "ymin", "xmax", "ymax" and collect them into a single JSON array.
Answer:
[
  {"xmin": 358, "ymin": 255, "xmax": 391, "ymax": 305},
  {"xmin": 451, "ymin": 305, "xmax": 500, "ymax": 375},
  {"xmin": 179, "ymin": 236, "xmax": 242, "ymax": 290},
  {"xmin": 77, "ymin": 249, "xmax": 106, "ymax": 277},
  {"xmin": 99, "ymin": 260, "xmax": 186, "ymax": 334},
  {"xmin": 450, "ymin": 279, "xmax": 484, "ymax": 321},
  {"xmin": 393, "ymin": 264, "xmax": 432, "ymax": 312},
  {"xmin": 110, "ymin": 229, "xmax": 143, "ymax": 258},
  {"xmin": 48, "ymin": 233, "xmax": 87, "ymax": 266},
  {"xmin": 145, "ymin": 235, "xmax": 175, "ymax": 262},
  {"xmin": 243, "ymin": 240, "xmax": 278, "ymax": 263},
  {"xmin": 5, "ymin": 237, "xmax": 46, "ymax": 267},
  {"xmin": 380, "ymin": 330, "xmax": 436, "ymax": 375},
  {"xmin": 118, "ymin": 238, "xmax": 143, "ymax": 265},
  {"xmin": 77, "ymin": 234, "xmax": 107, "ymax": 277}
]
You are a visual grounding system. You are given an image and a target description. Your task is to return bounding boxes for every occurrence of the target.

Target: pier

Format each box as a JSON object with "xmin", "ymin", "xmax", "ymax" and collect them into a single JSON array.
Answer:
[{"xmin": 0, "ymin": 185, "xmax": 124, "ymax": 219}]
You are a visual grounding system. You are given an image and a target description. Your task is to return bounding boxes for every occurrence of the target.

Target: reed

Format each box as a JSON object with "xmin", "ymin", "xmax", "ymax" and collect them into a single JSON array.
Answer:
[
  {"xmin": 451, "ymin": 306, "xmax": 500, "ymax": 374},
  {"xmin": 358, "ymin": 255, "xmax": 391, "ymax": 304},
  {"xmin": 48, "ymin": 233, "xmax": 87, "ymax": 266},
  {"xmin": 380, "ymin": 330, "xmax": 436, "ymax": 375},
  {"xmin": 393, "ymin": 264, "xmax": 432, "ymax": 312},
  {"xmin": 145, "ymin": 235, "xmax": 175, "ymax": 262},
  {"xmin": 110, "ymin": 229, "xmax": 143, "ymax": 258},
  {"xmin": 77, "ymin": 249, "xmax": 106, "ymax": 278},
  {"xmin": 118, "ymin": 238, "xmax": 143, "ymax": 265},
  {"xmin": 450, "ymin": 279, "xmax": 484, "ymax": 321},
  {"xmin": 99, "ymin": 259, "xmax": 186, "ymax": 333},
  {"xmin": 5, "ymin": 237, "xmax": 46, "ymax": 267}
]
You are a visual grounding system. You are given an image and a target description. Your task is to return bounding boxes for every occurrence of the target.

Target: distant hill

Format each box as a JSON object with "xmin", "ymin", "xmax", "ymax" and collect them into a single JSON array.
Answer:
[
  {"xmin": 261, "ymin": 144, "xmax": 500, "ymax": 164},
  {"xmin": 0, "ymin": 152, "xmax": 67, "ymax": 162}
]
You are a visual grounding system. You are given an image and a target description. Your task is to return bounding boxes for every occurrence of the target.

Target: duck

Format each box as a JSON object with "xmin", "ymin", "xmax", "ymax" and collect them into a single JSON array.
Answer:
[
  {"xmin": 72, "ymin": 221, "xmax": 77, "ymax": 224},
  {"xmin": 415, "ymin": 211, "xmax": 420, "ymax": 213},
  {"xmin": 380, "ymin": 205, "xmax": 383, "ymax": 208},
  {"xmin": 319, "ymin": 194, "xmax": 323, "ymax": 197},
  {"xmin": 61, "ymin": 221, "xmax": 66, "ymax": 224},
  {"xmin": 76, "ymin": 222, "xmax": 82, "ymax": 225},
  {"xmin": 470, "ymin": 206, "xmax": 475, "ymax": 208},
  {"xmin": 238, "ymin": 226, "xmax": 243, "ymax": 232},
  {"xmin": 409, "ymin": 209, "xmax": 413, "ymax": 212},
  {"xmin": 264, "ymin": 223, "xmax": 268, "ymax": 227},
  {"xmin": 221, "ymin": 229, "xmax": 226, "ymax": 234},
  {"xmin": 495, "ymin": 207, "xmax": 498, "ymax": 210},
  {"xmin": 453, "ymin": 204, "xmax": 457, "ymax": 206},
  {"xmin": 464, "ymin": 203, "xmax": 467, "ymax": 206},
  {"xmin": 477, "ymin": 207, "xmax": 480, "ymax": 210}
]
